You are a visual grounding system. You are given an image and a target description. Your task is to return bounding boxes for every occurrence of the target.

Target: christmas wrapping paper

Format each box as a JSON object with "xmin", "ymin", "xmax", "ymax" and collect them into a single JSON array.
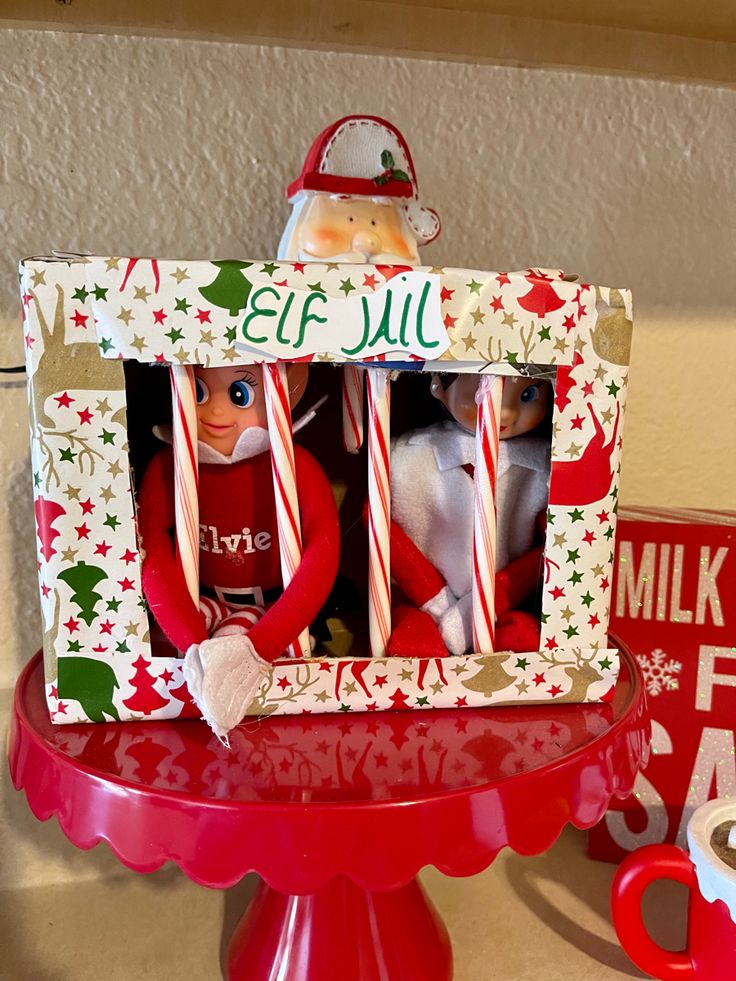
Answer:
[
  {"xmin": 588, "ymin": 507, "xmax": 736, "ymax": 862},
  {"xmin": 20, "ymin": 255, "xmax": 632, "ymax": 724}
]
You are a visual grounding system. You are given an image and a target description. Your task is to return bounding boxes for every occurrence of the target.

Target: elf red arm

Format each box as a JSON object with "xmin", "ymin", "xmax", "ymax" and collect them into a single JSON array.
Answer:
[
  {"xmin": 137, "ymin": 448, "xmax": 208, "ymax": 653},
  {"xmin": 248, "ymin": 446, "xmax": 339, "ymax": 662}
]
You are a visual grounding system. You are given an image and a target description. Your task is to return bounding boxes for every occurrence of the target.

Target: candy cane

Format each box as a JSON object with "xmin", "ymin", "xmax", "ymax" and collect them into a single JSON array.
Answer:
[
  {"xmin": 366, "ymin": 368, "xmax": 392, "ymax": 657},
  {"xmin": 472, "ymin": 374, "xmax": 503, "ymax": 653},
  {"xmin": 170, "ymin": 365, "xmax": 200, "ymax": 609},
  {"xmin": 263, "ymin": 362, "xmax": 311, "ymax": 659},
  {"xmin": 342, "ymin": 364, "xmax": 364, "ymax": 453}
]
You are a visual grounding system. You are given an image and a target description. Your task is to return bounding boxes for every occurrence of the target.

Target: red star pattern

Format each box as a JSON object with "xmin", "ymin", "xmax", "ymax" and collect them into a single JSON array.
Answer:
[
  {"xmin": 194, "ymin": 309, "xmax": 211, "ymax": 324},
  {"xmin": 440, "ymin": 286, "xmax": 454, "ymax": 302},
  {"xmin": 74, "ymin": 523, "xmax": 91, "ymax": 540},
  {"xmin": 94, "ymin": 541, "xmax": 112, "ymax": 557},
  {"xmin": 63, "ymin": 616, "xmax": 80, "ymax": 634},
  {"xmin": 77, "ymin": 407, "xmax": 94, "ymax": 425},
  {"xmin": 118, "ymin": 577, "xmax": 135, "ymax": 591},
  {"xmin": 54, "ymin": 392, "xmax": 74, "ymax": 408},
  {"xmin": 533, "ymin": 673, "xmax": 546, "ymax": 686},
  {"xmin": 489, "ymin": 295, "xmax": 504, "ymax": 313},
  {"xmin": 71, "ymin": 310, "xmax": 88, "ymax": 328},
  {"xmin": 152, "ymin": 309, "xmax": 167, "ymax": 325},
  {"xmin": 121, "ymin": 549, "xmax": 137, "ymax": 564},
  {"xmin": 443, "ymin": 313, "xmax": 457, "ymax": 329},
  {"xmin": 363, "ymin": 273, "xmax": 378, "ymax": 289},
  {"xmin": 79, "ymin": 498, "xmax": 95, "ymax": 515}
]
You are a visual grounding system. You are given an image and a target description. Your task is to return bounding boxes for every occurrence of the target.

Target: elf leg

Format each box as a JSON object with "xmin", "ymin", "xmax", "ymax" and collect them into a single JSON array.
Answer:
[
  {"xmin": 495, "ymin": 610, "xmax": 540, "ymax": 654},
  {"xmin": 388, "ymin": 605, "xmax": 449, "ymax": 659},
  {"xmin": 199, "ymin": 596, "xmax": 265, "ymax": 638},
  {"xmin": 212, "ymin": 605, "xmax": 265, "ymax": 639}
]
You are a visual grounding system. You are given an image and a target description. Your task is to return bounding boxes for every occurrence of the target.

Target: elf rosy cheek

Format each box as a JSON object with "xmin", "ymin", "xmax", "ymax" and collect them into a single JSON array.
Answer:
[{"xmin": 302, "ymin": 224, "xmax": 348, "ymax": 257}]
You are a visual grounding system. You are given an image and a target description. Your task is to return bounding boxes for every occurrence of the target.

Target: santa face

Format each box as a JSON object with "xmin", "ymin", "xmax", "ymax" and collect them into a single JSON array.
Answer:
[
  {"xmin": 194, "ymin": 364, "xmax": 308, "ymax": 456},
  {"xmin": 293, "ymin": 194, "xmax": 419, "ymax": 263},
  {"xmin": 431, "ymin": 374, "xmax": 550, "ymax": 438}
]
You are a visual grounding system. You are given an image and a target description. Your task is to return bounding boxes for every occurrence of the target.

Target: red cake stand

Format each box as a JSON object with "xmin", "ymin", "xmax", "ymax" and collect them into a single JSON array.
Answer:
[{"xmin": 9, "ymin": 645, "xmax": 648, "ymax": 981}]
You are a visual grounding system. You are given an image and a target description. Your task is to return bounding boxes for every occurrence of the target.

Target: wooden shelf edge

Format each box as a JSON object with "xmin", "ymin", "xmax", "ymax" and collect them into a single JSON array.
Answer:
[{"xmin": 2, "ymin": 0, "xmax": 736, "ymax": 88}]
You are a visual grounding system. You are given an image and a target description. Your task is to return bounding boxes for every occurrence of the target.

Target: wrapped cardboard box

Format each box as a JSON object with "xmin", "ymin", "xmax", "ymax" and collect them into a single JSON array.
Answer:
[{"xmin": 20, "ymin": 256, "xmax": 631, "ymax": 723}]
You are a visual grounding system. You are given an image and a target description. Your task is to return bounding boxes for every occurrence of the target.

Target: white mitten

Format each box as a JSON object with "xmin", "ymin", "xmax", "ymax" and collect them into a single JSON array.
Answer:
[
  {"xmin": 420, "ymin": 584, "xmax": 455, "ymax": 624},
  {"xmin": 183, "ymin": 634, "xmax": 271, "ymax": 745},
  {"xmin": 437, "ymin": 591, "xmax": 473, "ymax": 655}
]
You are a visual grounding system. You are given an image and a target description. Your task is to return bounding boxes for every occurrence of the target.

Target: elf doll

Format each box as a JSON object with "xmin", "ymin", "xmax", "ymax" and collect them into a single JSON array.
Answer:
[
  {"xmin": 388, "ymin": 372, "xmax": 552, "ymax": 657},
  {"xmin": 137, "ymin": 362, "xmax": 340, "ymax": 739}
]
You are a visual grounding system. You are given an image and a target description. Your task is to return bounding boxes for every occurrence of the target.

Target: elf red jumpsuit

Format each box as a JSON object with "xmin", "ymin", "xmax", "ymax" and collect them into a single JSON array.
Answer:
[
  {"xmin": 137, "ymin": 443, "xmax": 339, "ymax": 663},
  {"xmin": 387, "ymin": 421, "xmax": 549, "ymax": 656}
]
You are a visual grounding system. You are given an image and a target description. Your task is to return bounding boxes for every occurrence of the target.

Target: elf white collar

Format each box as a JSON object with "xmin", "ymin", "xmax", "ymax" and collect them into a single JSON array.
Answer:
[
  {"xmin": 153, "ymin": 424, "xmax": 270, "ymax": 465},
  {"xmin": 407, "ymin": 419, "xmax": 550, "ymax": 474}
]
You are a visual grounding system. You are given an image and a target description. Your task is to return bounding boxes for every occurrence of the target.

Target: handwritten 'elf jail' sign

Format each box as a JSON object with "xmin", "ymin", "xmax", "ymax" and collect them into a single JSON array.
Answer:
[{"xmin": 235, "ymin": 271, "xmax": 448, "ymax": 361}]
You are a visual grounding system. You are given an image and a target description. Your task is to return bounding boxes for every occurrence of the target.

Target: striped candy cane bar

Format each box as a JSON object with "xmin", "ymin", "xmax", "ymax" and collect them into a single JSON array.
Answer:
[
  {"xmin": 366, "ymin": 367, "xmax": 392, "ymax": 657},
  {"xmin": 263, "ymin": 362, "xmax": 311, "ymax": 659},
  {"xmin": 342, "ymin": 364, "xmax": 365, "ymax": 453},
  {"xmin": 170, "ymin": 365, "xmax": 200, "ymax": 611},
  {"xmin": 472, "ymin": 373, "xmax": 503, "ymax": 653}
]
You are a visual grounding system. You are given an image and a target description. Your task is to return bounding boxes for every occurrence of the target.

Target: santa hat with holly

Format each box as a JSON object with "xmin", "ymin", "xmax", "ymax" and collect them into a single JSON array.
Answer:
[{"xmin": 278, "ymin": 114, "xmax": 441, "ymax": 259}]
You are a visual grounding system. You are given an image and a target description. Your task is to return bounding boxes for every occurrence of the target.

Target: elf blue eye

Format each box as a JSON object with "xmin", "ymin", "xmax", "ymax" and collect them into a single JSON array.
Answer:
[
  {"xmin": 520, "ymin": 384, "xmax": 540, "ymax": 403},
  {"xmin": 229, "ymin": 380, "xmax": 255, "ymax": 409},
  {"xmin": 194, "ymin": 378, "xmax": 209, "ymax": 404}
]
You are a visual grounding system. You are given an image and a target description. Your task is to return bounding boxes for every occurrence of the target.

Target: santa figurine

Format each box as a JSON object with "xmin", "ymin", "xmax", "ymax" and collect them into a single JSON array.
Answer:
[
  {"xmin": 137, "ymin": 362, "xmax": 340, "ymax": 740},
  {"xmin": 278, "ymin": 114, "xmax": 440, "ymax": 452},
  {"xmin": 388, "ymin": 372, "xmax": 552, "ymax": 657}
]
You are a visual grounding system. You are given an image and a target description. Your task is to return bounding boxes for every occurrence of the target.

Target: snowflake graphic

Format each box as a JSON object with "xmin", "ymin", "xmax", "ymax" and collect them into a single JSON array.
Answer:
[{"xmin": 638, "ymin": 647, "xmax": 682, "ymax": 697}]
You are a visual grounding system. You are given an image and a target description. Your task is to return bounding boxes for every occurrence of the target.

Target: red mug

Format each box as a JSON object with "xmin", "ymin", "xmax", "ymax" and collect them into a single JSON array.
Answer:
[{"xmin": 611, "ymin": 800, "xmax": 736, "ymax": 980}]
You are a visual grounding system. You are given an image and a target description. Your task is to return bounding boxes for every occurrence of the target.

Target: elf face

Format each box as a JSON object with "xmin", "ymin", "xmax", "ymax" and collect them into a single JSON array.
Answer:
[
  {"xmin": 296, "ymin": 194, "xmax": 418, "ymax": 263},
  {"xmin": 194, "ymin": 364, "xmax": 308, "ymax": 456},
  {"xmin": 431, "ymin": 374, "xmax": 550, "ymax": 438}
]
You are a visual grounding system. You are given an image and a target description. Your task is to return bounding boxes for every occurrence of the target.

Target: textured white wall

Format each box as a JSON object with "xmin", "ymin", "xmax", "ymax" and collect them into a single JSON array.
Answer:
[{"xmin": 0, "ymin": 28, "xmax": 734, "ymax": 686}]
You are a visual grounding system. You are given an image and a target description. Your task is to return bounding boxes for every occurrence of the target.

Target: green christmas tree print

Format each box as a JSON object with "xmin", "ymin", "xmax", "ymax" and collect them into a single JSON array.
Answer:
[
  {"xmin": 58, "ymin": 560, "xmax": 107, "ymax": 626},
  {"xmin": 199, "ymin": 261, "xmax": 253, "ymax": 316}
]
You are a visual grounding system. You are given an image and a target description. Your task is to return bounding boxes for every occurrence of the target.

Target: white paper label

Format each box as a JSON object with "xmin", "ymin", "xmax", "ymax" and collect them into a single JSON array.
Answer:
[{"xmin": 234, "ymin": 271, "xmax": 448, "ymax": 361}]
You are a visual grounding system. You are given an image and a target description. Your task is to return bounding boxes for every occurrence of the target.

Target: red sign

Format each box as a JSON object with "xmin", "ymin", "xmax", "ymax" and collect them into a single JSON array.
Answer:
[{"xmin": 588, "ymin": 507, "xmax": 736, "ymax": 862}]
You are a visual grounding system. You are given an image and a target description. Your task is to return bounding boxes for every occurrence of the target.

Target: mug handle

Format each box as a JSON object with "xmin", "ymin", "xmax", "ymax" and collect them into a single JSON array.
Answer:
[{"xmin": 611, "ymin": 844, "xmax": 696, "ymax": 980}]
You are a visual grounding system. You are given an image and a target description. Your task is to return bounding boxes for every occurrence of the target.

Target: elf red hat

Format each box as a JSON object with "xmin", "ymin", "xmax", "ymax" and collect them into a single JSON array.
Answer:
[{"xmin": 286, "ymin": 115, "xmax": 441, "ymax": 245}]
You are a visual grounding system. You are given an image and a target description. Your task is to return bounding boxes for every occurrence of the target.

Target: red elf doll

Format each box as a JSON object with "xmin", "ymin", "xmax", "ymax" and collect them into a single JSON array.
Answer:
[
  {"xmin": 137, "ymin": 362, "xmax": 340, "ymax": 739},
  {"xmin": 388, "ymin": 372, "xmax": 551, "ymax": 657}
]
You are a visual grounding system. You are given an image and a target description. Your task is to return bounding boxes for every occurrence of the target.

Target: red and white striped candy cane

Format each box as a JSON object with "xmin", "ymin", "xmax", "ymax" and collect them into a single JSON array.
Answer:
[
  {"xmin": 170, "ymin": 366, "xmax": 200, "ymax": 614},
  {"xmin": 263, "ymin": 362, "xmax": 311, "ymax": 659},
  {"xmin": 342, "ymin": 364, "xmax": 365, "ymax": 453},
  {"xmin": 366, "ymin": 367, "xmax": 392, "ymax": 657},
  {"xmin": 472, "ymin": 373, "xmax": 503, "ymax": 653}
]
